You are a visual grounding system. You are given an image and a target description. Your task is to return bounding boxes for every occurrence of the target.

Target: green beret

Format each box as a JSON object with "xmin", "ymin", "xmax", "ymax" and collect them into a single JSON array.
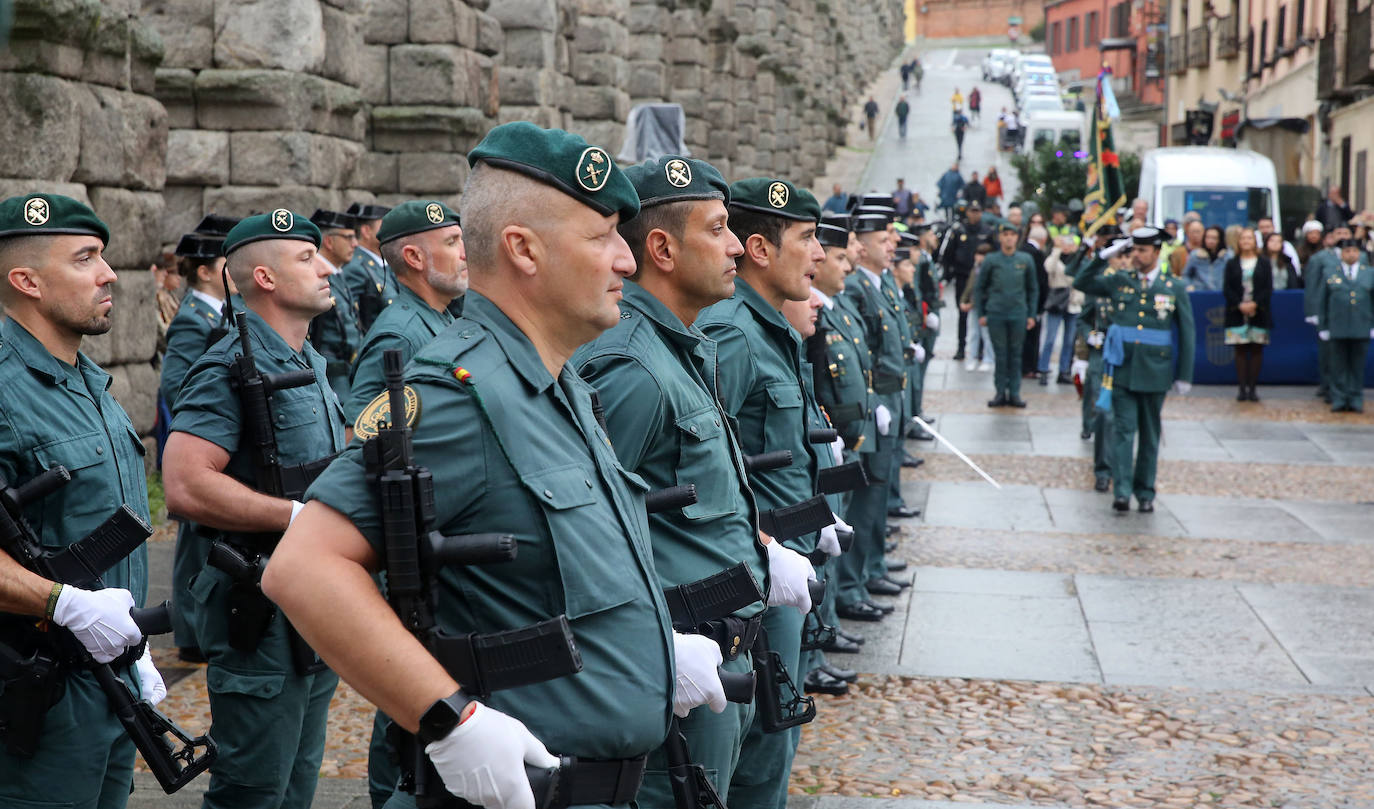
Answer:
[
  {"xmin": 728, "ymin": 178, "xmax": 821, "ymax": 222},
  {"xmin": 467, "ymin": 122, "xmax": 639, "ymax": 221},
  {"xmin": 0, "ymin": 193, "xmax": 109, "ymax": 245},
  {"xmin": 997, "ymin": 222, "xmax": 1019, "ymax": 233},
  {"xmin": 623, "ymin": 155, "xmax": 729, "ymax": 209},
  {"xmin": 378, "ymin": 200, "xmax": 460, "ymax": 245},
  {"xmin": 222, "ymin": 209, "xmax": 321, "ymax": 256}
]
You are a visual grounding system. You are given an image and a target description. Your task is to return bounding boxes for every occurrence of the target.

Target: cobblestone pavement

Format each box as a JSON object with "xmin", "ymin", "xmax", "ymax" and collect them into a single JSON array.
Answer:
[{"xmin": 134, "ymin": 44, "xmax": 1374, "ymax": 809}]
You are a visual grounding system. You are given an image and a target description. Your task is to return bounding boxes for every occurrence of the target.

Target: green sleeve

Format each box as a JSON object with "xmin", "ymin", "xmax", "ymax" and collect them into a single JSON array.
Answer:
[
  {"xmin": 1072, "ymin": 256, "xmax": 1111, "ymax": 296},
  {"xmin": 169, "ymin": 358, "xmax": 241, "ymax": 454},
  {"xmin": 1316, "ymin": 273, "xmax": 1329, "ymax": 329},
  {"xmin": 575, "ymin": 353, "xmax": 665, "ymax": 473},
  {"xmin": 1175, "ymin": 287, "xmax": 1196, "ymax": 384},
  {"xmin": 345, "ymin": 329, "xmax": 417, "ymax": 425},
  {"xmin": 160, "ymin": 318, "xmax": 210, "ymax": 405},
  {"xmin": 974, "ymin": 258, "xmax": 991, "ymax": 313},
  {"xmin": 701, "ymin": 323, "xmax": 755, "ymax": 418}
]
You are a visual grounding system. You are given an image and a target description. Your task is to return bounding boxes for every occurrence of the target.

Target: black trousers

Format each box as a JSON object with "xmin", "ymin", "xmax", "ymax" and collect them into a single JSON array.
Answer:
[{"xmin": 954, "ymin": 270, "xmax": 972, "ymax": 352}]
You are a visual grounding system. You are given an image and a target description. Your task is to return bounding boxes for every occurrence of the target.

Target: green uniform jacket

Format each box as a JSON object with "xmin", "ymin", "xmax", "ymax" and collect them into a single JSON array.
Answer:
[
  {"xmin": 345, "ymin": 282, "xmax": 455, "ymax": 424},
  {"xmin": 976, "ymin": 249, "xmax": 1038, "ymax": 318},
  {"xmin": 1304, "ymin": 249, "xmax": 1337, "ymax": 318},
  {"xmin": 1317, "ymin": 261, "xmax": 1374, "ymax": 339},
  {"xmin": 814, "ymin": 294, "xmax": 877, "ymax": 452},
  {"xmin": 843, "ymin": 266, "xmax": 908, "ymax": 404},
  {"xmin": 698, "ymin": 279, "xmax": 824, "ymax": 552},
  {"xmin": 1074, "ymin": 257, "xmax": 1197, "ymax": 391},
  {"xmin": 307, "ymin": 292, "xmax": 675, "ymax": 759},
  {"xmin": 161, "ymin": 291, "xmax": 227, "ymax": 406},
  {"xmin": 573, "ymin": 281, "xmax": 767, "ymax": 616},
  {"xmin": 310, "ymin": 268, "xmax": 362, "ymax": 374},
  {"xmin": 883, "ymin": 270, "xmax": 916, "ymax": 346},
  {"xmin": 343, "ymin": 247, "xmax": 398, "ymax": 333}
]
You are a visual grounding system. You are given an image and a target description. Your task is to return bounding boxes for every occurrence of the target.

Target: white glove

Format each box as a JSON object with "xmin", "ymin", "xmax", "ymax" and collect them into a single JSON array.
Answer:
[
  {"xmin": 290, "ymin": 500, "xmax": 306, "ymax": 525},
  {"xmin": 426, "ymin": 702, "xmax": 559, "ymax": 809},
  {"xmin": 765, "ymin": 539, "xmax": 817, "ymax": 614},
  {"xmin": 1098, "ymin": 238, "xmax": 1131, "ymax": 259},
  {"xmin": 925, "ymin": 312, "xmax": 939, "ymax": 329},
  {"xmin": 911, "ymin": 342, "xmax": 927, "ymax": 364},
  {"xmin": 817, "ymin": 525, "xmax": 842, "ymax": 557},
  {"xmin": 1087, "ymin": 331, "xmax": 1105, "ymax": 348},
  {"xmin": 1172, "ymin": 380, "xmax": 1192, "ymax": 395},
  {"xmin": 874, "ymin": 404, "xmax": 892, "ymax": 436},
  {"xmin": 1305, "ymin": 316, "xmax": 1319, "ymax": 325},
  {"xmin": 1070, "ymin": 358, "xmax": 1089, "ymax": 382},
  {"xmin": 829, "ymin": 436, "xmax": 844, "ymax": 466},
  {"xmin": 1319, "ymin": 330, "xmax": 1331, "ymax": 342},
  {"xmin": 52, "ymin": 586, "xmax": 142, "ymax": 664},
  {"xmin": 135, "ymin": 646, "xmax": 166, "ymax": 706},
  {"xmin": 1369, "ymin": 328, "xmax": 1374, "ymax": 339},
  {"xmin": 671, "ymin": 632, "xmax": 726, "ymax": 718}
]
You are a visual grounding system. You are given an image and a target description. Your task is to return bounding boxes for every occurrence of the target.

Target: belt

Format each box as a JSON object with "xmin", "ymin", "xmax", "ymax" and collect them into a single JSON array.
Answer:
[
  {"xmin": 871, "ymin": 370, "xmax": 904, "ymax": 395},
  {"xmin": 823, "ymin": 401, "xmax": 865, "ymax": 425},
  {"xmin": 552, "ymin": 755, "xmax": 647, "ymax": 808},
  {"xmin": 693, "ymin": 614, "xmax": 762, "ymax": 661}
]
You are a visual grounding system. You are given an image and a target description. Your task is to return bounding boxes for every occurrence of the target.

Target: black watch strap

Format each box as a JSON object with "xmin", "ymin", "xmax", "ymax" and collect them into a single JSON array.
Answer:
[{"xmin": 418, "ymin": 691, "xmax": 475, "ymax": 745}]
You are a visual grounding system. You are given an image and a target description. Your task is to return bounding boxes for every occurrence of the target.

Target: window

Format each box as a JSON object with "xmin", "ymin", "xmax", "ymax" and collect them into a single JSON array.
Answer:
[
  {"xmin": 1276, "ymin": 5, "xmax": 1287, "ymax": 49},
  {"xmin": 1051, "ymin": 21, "xmax": 1062, "ymax": 54},
  {"xmin": 1246, "ymin": 26, "xmax": 1255, "ymax": 74},
  {"xmin": 1111, "ymin": 2, "xmax": 1130, "ymax": 37},
  {"xmin": 1086, "ymin": 11, "xmax": 1099, "ymax": 45},
  {"xmin": 1068, "ymin": 16, "xmax": 1079, "ymax": 51},
  {"xmin": 1296, "ymin": 0, "xmax": 1306, "ymax": 40},
  {"xmin": 1259, "ymin": 19, "xmax": 1268, "ymax": 65}
]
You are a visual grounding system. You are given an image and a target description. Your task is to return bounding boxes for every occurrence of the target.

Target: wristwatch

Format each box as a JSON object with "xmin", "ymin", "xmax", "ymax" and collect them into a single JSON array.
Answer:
[{"xmin": 418, "ymin": 691, "xmax": 474, "ymax": 745}]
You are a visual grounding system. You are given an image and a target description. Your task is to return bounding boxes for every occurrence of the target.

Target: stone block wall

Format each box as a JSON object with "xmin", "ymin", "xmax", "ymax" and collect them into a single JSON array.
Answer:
[{"xmin": 1, "ymin": 0, "xmax": 906, "ymax": 438}]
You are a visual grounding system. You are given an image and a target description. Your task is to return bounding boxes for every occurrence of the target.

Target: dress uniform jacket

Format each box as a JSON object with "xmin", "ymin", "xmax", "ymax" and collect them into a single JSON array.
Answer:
[
  {"xmin": 813, "ymin": 294, "xmax": 877, "ymax": 453},
  {"xmin": 345, "ymin": 281, "xmax": 455, "ymax": 425},
  {"xmin": 1317, "ymin": 260, "xmax": 1374, "ymax": 339},
  {"xmin": 308, "ymin": 292, "xmax": 675, "ymax": 761},
  {"xmin": 0, "ymin": 316, "xmax": 152, "ymax": 807},
  {"xmin": 310, "ymin": 268, "xmax": 362, "ymax": 401},
  {"xmin": 343, "ymin": 247, "xmax": 398, "ymax": 333},
  {"xmin": 161, "ymin": 291, "xmax": 228, "ymax": 405},
  {"xmin": 843, "ymin": 266, "xmax": 908, "ymax": 414},
  {"xmin": 172, "ymin": 308, "xmax": 345, "ymax": 809},
  {"xmin": 1073, "ymin": 257, "xmax": 1196, "ymax": 393}
]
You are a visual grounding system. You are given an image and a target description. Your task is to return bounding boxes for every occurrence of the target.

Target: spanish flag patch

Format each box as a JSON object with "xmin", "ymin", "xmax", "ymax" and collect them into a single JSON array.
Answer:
[{"xmin": 453, "ymin": 366, "xmax": 472, "ymax": 384}]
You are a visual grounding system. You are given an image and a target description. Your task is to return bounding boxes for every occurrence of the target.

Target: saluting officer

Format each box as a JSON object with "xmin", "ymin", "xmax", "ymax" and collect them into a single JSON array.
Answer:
[
  {"xmin": 976, "ymin": 222, "xmax": 1039, "ymax": 408},
  {"xmin": 345, "ymin": 200, "xmax": 466, "ymax": 429},
  {"xmin": 308, "ymin": 209, "xmax": 364, "ymax": 403},
  {"xmin": 837, "ymin": 212, "xmax": 903, "ymax": 623},
  {"xmin": 163, "ymin": 210, "xmax": 346, "ymax": 809},
  {"xmin": 265, "ymin": 123, "xmax": 679, "ymax": 809},
  {"xmin": 1315, "ymin": 237, "xmax": 1374, "ymax": 413},
  {"xmin": 161, "ymin": 214, "xmax": 238, "ymax": 662},
  {"xmin": 1071, "ymin": 226, "xmax": 1120, "ymax": 493},
  {"xmin": 343, "ymin": 202, "xmax": 398, "ymax": 333},
  {"xmin": 1073, "ymin": 227, "xmax": 1196, "ymax": 513},
  {"xmin": 574, "ymin": 155, "xmax": 802, "ymax": 806},
  {"xmin": 696, "ymin": 177, "xmax": 824, "ymax": 809},
  {"xmin": 0, "ymin": 193, "xmax": 165, "ymax": 807}
]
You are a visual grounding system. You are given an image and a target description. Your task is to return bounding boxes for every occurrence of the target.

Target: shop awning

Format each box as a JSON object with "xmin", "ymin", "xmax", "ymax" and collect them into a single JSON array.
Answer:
[{"xmin": 1235, "ymin": 117, "xmax": 1311, "ymax": 138}]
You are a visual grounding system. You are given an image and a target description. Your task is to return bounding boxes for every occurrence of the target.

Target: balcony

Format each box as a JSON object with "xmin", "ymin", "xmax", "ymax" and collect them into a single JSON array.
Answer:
[
  {"xmin": 1347, "ymin": 2, "xmax": 1373, "ymax": 87},
  {"xmin": 1187, "ymin": 26, "xmax": 1211, "ymax": 68},
  {"xmin": 1217, "ymin": 16, "xmax": 1240, "ymax": 59},
  {"xmin": 1318, "ymin": 28, "xmax": 1336, "ymax": 97},
  {"xmin": 1167, "ymin": 33, "xmax": 1188, "ymax": 74}
]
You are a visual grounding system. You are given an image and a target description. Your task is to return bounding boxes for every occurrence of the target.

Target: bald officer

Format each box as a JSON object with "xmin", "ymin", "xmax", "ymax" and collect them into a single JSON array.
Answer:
[
  {"xmin": 345, "ymin": 200, "xmax": 466, "ymax": 428},
  {"xmin": 0, "ymin": 193, "xmax": 164, "ymax": 808},
  {"xmin": 163, "ymin": 210, "xmax": 345, "ymax": 809},
  {"xmin": 264, "ymin": 123, "xmax": 685, "ymax": 809}
]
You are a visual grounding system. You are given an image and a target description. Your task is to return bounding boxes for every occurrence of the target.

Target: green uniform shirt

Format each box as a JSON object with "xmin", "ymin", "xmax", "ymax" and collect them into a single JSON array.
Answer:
[
  {"xmin": 1073, "ymin": 257, "xmax": 1197, "ymax": 391},
  {"xmin": 310, "ymin": 267, "xmax": 362, "ymax": 372},
  {"xmin": 0, "ymin": 317, "xmax": 150, "ymax": 598},
  {"xmin": 1317, "ymin": 261, "xmax": 1374, "ymax": 339},
  {"xmin": 698, "ymin": 279, "xmax": 824, "ymax": 552},
  {"xmin": 160, "ymin": 291, "xmax": 227, "ymax": 406},
  {"xmin": 343, "ymin": 248, "xmax": 398, "ymax": 333},
  {"xmin": 813, "ymin": 293, "xmax": 876, "ymax": 452},
  {"xmin": 171, "ymin": 308, "xmax": 345, "ymax": 487},
  {"xmin": 574, "ymin": 282, "xmax": 766, "ymax": 615},
  {"xmin": 345, "ymin": 281, "xmax": 455, "ymax": 424},
  {"xmin": 306, "ymin": 292, "xmax": 674, "ymax": 758},
  {"xmin": 976, "ymin": 249, "xmax": 1039, "ymax": 318}
]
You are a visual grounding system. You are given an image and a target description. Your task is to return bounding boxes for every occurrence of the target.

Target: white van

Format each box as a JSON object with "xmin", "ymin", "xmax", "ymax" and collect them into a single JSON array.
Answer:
[
  {"xmin": 1137, "ymin": 147, "xmax": 1281, "ymax": 228},
  {"xmin": 1020, "ymin": 110, "xmax": 1087, "ymax": 156}
]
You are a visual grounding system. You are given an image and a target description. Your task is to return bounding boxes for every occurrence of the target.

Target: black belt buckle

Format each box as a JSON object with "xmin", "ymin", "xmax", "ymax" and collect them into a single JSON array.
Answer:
[
  {"xmin": 757, "ymin": 495, "xmax": 834, "ymax": 541},
  {"xmin": 816, "ymin": 461, "xmax": 869, "ymax": 495}
]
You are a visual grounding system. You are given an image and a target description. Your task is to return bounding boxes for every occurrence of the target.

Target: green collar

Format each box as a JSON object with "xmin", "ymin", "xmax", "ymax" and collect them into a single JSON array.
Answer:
[
  {"xmin": 394, "ymin": 279, "xmax": 456, "ymax": 331},
  {"xmin": 461, "ymin": 292, "xmax": 556, "ymax": 395},
  {"xmin": 622, "ymin": 282, "xmax": 704, "ymax": 352},
  {"xmin": 235, "ymin": 307, "xmax": 309, "ymax": 366},
  {"xmin": 733, "ymin": 277, "xmax": 793, "ymax": 336},
  {"xmin": 0, "ymin": 316, "xmax": 110, "ymax": 396}
]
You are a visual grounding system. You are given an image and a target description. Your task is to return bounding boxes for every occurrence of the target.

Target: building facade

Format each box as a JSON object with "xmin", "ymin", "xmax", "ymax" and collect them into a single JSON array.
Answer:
[
  {"xmin": 915, "ymin": 0, "xmax": 1043, "ymax": 40},
  {"xmin": 1317, "ymin": 0, "xmax": 1374, "ymax": 211}
]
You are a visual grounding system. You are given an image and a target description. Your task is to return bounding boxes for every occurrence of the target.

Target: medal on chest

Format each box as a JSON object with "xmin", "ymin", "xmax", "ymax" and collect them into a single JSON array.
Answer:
[{"xmin": 1152, "ymin": 293, "xmax": 1175, "ymax": 318}]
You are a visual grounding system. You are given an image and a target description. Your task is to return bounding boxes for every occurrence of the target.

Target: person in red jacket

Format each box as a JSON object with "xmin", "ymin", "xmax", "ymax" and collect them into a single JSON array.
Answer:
[{"xmin": 983, "ymin": 167, "xmax": 1003, "ymax": 206}]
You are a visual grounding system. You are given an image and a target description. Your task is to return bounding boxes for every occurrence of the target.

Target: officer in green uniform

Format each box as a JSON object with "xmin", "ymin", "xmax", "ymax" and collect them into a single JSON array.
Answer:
[
  {"xmin": 1304, "ymin": 222, "xmax": 1353, "ymax": 403},
  {"xmin": 163, "ymin": 210, "xmax": 345, "ymax": 809},
  {"xmin": 911, "ymin": 224, "xmax": 943, "ymax": 427},
  {"xmin": 697, "ymin": 177, "xmax": 824, "ymax": 809},
  {"xmin": 809, "ymin": 220, "xmax": 874, "ymax": 658},
  {"xmin": 977, "ymin": 223, "xmax": 1039, "ymax": 407},
  {"xmin": 161, "ymin": 216, "xmax": 237, "ymax": 662},
  {"xmin": 0, "ymin": 192, "xmax": 164, "ymax": 808},
  {"xmin": 893, "ymin": 235, "xmax": 930, "ymax": 453},
  {"xmin": 576, "ymin": 155, "xmax": 811, "ymax": 806},
  {"xmin": 1316, "ymin": 238, "xmax": 1374, "ymax": 413},
  {"xmin": 880, "ymin": 233, "xmax": 922, "ymax": 521},
  {"xmin": 344, "ymin": 202, "xmax": 398, "ymax": 334},
  {"xmin": 309, "ymin": 209, "xmax": 364, "ymax": 403},
  {"xmin": 837, "ymin": 212, "xmax": 903, "ymax": 623},
  {"xmin": 1073, "ymin": 227, "xmax": 1196, "ymax": 512},
  {"xmin": 1069, "ymin": 227, "xmax": 1120, "ymax": 493},
  {"xmin": 264, "ymin": 123, "xmax": 679, "ymax": 809},
  {"xmin": 345, "ymin": 200, "xmax": 466, "ymax": 429}
]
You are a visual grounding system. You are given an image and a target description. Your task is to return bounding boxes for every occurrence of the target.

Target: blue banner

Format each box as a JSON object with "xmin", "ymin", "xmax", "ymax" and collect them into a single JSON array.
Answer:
[{"xmin": 1188, "ymin": 290, "xmax": 1374, "ymax": 385}]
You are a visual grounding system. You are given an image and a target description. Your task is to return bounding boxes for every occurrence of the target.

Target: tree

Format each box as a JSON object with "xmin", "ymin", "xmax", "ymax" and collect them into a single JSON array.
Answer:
[{"xmin": 1010, "ymin": 142, "xmax": 1087, "ymax": 214}]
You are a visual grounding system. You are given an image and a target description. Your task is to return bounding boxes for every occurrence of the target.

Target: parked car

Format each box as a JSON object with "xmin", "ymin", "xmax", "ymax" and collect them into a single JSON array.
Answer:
[
  {"xmin": 1014, "ymin": 70, "xmax": 1057, "ymax": 104},
  {"xmin": 982, "ymin": 49, "xmax": 1018, "ymax": 82},
  {"xmin": 1018, "ymin": 92, "xmax": 1065, "ymax": 117},
  {"xmin": 1010, "ymin": 53, "xmax": 1055, "ymax": 88},
  {"xmin": 1020, "ymin": 109, "xmax": 1088, "ymax": 156},
  {"xmin": 1138, "ymin": 147, "xmax": 1281, "ymax": 228}
]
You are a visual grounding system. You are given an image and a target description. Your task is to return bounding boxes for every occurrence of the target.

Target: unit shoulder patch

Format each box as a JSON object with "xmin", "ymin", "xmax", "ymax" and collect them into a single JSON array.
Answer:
[{"xmin": 353, "ymin": 385, "xmax": 421, "ymax": 440}]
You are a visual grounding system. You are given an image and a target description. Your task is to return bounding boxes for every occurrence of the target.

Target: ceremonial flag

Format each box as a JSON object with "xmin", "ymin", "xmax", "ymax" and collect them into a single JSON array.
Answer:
[{"xmin": 1079, "ymin": 67, "xmax": 1126, "ymax": 239}]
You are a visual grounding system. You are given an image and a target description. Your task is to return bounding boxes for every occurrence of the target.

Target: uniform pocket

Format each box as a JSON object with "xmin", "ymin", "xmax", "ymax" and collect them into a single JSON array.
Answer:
[
  {"xmin": 763, "ymin": 381, "xmax": 805, "ymax": 451},
  {"xmin": 673, "ymin": 407, "xmax": 734, "ymax": 521},
  {"xmin": 206, "ymin": 666, "xmax": 285, "ymax": 700},
  {"xmin": 30, "ymin": 432, "xmax": 110, "ymax": 534},
  {"xmin": 521, "ymin": 465, "xmax": 639, "ymax": 619}
]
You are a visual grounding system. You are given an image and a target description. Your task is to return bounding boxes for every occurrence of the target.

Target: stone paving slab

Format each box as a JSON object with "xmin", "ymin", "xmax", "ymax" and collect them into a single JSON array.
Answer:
[
  {"xmin": 130, "ymin": 773, "xmax": 368, "ymax": 808},
  {"xmin": 1237, "ymin": 582, "xmax": 1374, "ymax": 688}
]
